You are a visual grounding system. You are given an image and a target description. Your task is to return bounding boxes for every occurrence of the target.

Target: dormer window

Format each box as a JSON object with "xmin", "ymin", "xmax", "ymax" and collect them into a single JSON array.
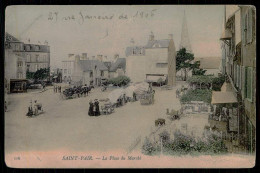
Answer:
[{"xmin": 35, "ymin": 46, "xmax": 40, "ymax": 51}]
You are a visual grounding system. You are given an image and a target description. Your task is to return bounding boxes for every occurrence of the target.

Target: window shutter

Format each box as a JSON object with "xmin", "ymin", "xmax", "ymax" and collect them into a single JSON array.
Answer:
[
  {"xmin": 246, "ymin": 67, "xmax": 253, "ymax": 101},
  {"xmin": 236, "ymin": 65, "xmax": 240, "ymax": 87},
  {"xmin": 242, "ymin": 66, "xmax": 246, "ymax": 99},
  {"xmin": 248, "ymin": 8, "xmax": 253, "ymax": 43},
  {"xmin": 239, "ymin": 66, "xmax": 242, "ymax": 89}
]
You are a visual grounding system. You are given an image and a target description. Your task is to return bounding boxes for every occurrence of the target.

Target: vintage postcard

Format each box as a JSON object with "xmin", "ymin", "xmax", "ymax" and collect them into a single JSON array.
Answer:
[{"xmin": 4, "ymin": 5, "xmax": 256, "ymax": 168}]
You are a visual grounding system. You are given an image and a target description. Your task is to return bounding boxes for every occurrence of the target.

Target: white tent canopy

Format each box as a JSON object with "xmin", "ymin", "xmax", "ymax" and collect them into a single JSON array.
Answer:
[{"xmin": 108, "ymin": 88, "xmax": 125, "ymax": 104}]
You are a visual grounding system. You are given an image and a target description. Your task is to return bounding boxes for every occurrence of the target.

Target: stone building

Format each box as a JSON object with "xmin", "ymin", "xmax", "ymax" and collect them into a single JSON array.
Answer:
[
  {"xmin": 24, "ymin": 43, "xmax": 50, "ymax": 72},
  {"xmin": 72, "ymin": 56, "xmax": 109, "ymax": 86},
  {"xmin": 4, "ymin": 33, "xmax": 27, "ymax": 93},
  {"xmin": 219, "ymin": 5, "xmax": 256, "ymax": 153},
  {"xmin": 62, "ymin": 53, "xmax": 88, "ymax": 83},
  {"xmin": 125, "ymin": 32, "xmax": 176, "ymax": 86},
  {"xmin": 109, "ymin": 58, "xmax": 126, "ymax": 78}
]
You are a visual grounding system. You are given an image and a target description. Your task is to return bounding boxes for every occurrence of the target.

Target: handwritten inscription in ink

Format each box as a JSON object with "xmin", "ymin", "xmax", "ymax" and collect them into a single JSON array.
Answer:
[{"xmin": 48, "ymin": 9, "xmax": 157, "ymax": 24}]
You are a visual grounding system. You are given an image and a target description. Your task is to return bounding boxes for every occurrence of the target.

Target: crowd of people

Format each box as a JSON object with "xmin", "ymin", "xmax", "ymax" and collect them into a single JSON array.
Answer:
[{"xmin": 62, "ymin": 84, "xmax": 91, "ymax": 98}]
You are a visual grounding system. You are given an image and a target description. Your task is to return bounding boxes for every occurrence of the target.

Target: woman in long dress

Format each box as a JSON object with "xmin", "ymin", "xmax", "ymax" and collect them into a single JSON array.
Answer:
[{"xmin": 88, "ymin": 100, "xmax": 94, "ymax": 116}]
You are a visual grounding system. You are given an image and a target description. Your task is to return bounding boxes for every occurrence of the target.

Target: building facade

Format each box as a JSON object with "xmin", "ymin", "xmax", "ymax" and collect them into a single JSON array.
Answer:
[
  {"xmin": 24, "ymin": 44, "xmax": 50, "ymax": 72},
  {"xmin": 62, "ymin": 53, "xmax": 88, "ymax": 83},
  {"xmin": 5, "ymin": 33, "xmax": 27, "ymax": 93},
  {"xmin": 125, "ymin": 33, "xmax": 176, "ymax": 86},
  {"xmin": 220, "ymin": 5, "xmax": 256, "ymax": 153},
  {"xmin": 72, "ymin": 56, "xmax": 109, "ymax": 86}
]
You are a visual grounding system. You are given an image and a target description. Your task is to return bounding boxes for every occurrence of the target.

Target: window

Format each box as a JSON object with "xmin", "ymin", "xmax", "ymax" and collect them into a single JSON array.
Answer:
[
  {"xmin": 26, "ymin": 54, "xmax": 31, "ymax": 62},
  {"xmin": 68, "ymin": 69, "xmax": 71, "ymax": 74},
  {"xmin": 239, "ymin": 66, "xmax": 242, "ymax": 89},
  {"xmin": 90, "ymin": 71, "xmax": 93, "ymax": 77},
  {"xmin": 101, "ymin": 71, "xmax": 104, "ymax": 76},
  {"xmin": 18, "ymin": 73, "xmax": 23, "ymax": 79},
  {"xmin": 43, "ymin": 55, "xmax": 47, "ymax": 61},
  {"xmin": 244, "ymin": 8, "xmax": 253, "ymax": 45},
  {"xmin": 64, "ymin": 69, "xmax": 67, "ymax": 74},
  {"xmin": 156, "ymin": 63, "xmax": 168, "ymax": 68},
  {"xmin": 245, "ymin": 67, "xmax": 253, "ymax": 102},
  {"xmin": 27, "ymin": 64, "xmax": 30, "ymax": 71},
  {"xmin": 35, "ymin": 46, "xmax": 40, "ymax": 51},
  {"xmin": 17, "ymin": 61, "xmax": 23, "ymax": 67},
  {"xmin": 35, "ymin": 55, "xmax": 39, "ymax": 62},
  {"xmin": 236, "ymin": 65, "xmax": 240, "ymax": 87},
  {"xmin": 35, "ymin": 64, "xmax": 38, "ymax": 71}
]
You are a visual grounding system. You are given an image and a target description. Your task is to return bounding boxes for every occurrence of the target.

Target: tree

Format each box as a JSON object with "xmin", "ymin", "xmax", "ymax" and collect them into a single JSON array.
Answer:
[
  {"xmin": 176, "ymin": 48, "xmax": 206, "ymax": 80},
  {"xmin": 33, "ymin": 68, "xmax": 50, "ymax": 81},
  {"xmin": 108, "ymin": 76, "xmax": 131, "ymax": 87},
  {"xmin": 26, "ymin": 68, "xmax": 50, "ymax": 82}
]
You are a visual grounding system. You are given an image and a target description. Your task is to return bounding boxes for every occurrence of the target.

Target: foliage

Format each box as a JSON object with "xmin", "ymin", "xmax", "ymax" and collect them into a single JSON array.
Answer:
[
  {"xmin": 26, "ymin": 70, "xmax": 35, "ymax": 79},
  {"xmin": 142, "ymin": 130, "xmax": 228, "ymax": 156},
  {"xmin": 142, "ymin": 137, "xmax": 157, "ymax": 155},
  {"xmin": 108, "ymin": 75, "xmax": 131, "ymax": 87},
  {"xmin": 159, "ymin": 130, "xmax": 171, "ymax": 145},
  {"xmin": 34, "ymin": 68, "xmax": 50, "ymax": 81},
  {"xmin": 180, "ymin": 89, "xmax": 212, "ymax": 104},
  {"xmin": 26, "ymin": 68, "xmax": 50, "ymax": 81},
  {"xmin": 176, "ymin": 48, "xmax": 207, "ymax": 80},
  {"xmin": 212, "ymin": 74, "xmax": 225, "ymax": 91},
  {"xmin": 187, "ymin": 75, "xmax": 214, "ymax": 84}
]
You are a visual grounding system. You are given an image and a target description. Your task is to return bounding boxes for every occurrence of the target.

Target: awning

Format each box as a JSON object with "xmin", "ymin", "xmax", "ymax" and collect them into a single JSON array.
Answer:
[
  {"xmin": 220, "ymin": 28, "xmax": 232, "ymax": 40},
  {"xmin": 211, "ymin": 91, "xmax": 237, "ymax": 104},
  {"xmin": 221, "ymin": 82, "xmax": 233, "ymax": 92},
  {"xmin": 146, "ymin": 75, "xmax": 166, "ymax": 82}
]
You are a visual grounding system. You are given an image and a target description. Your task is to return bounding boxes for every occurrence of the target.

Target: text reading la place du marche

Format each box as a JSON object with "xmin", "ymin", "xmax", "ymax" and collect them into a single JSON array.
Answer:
[{"xmin": 62, "ymin": 155, "xmax": 141, "ymax": 161}]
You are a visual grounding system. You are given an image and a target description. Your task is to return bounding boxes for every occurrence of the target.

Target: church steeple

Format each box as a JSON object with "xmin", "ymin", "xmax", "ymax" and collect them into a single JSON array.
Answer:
[{"xmin": 179, "ymin": 10, "xmax": 192, "ymax": 53}]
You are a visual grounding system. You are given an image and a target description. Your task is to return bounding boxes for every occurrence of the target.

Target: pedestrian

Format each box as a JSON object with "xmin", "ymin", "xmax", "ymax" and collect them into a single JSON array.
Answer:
[
  {"xmin": 33, "ymin": 100, "xmax": 38, "ymax": 116},
  {"xmin": 53, "ymin": 85, "xmax": 55, "ymax": 92},
  {"xmin": 88, "ymin": 100, "xmax": 94, "ymax": 116},
  {"xmin": 94, "ymin": 99, "xmax": 100, "ymax": 116},
  {"xmin": 4, "ymin": 101, "xmax": 7, "ymax": 112},
  {"xmin": 59, "ymin": 86, "xmax": 62, "ymax": 93}
]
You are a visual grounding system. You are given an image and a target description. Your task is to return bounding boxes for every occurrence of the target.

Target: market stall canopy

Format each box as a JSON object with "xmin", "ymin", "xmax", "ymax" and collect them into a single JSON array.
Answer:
[
  {"xmin": 221, "ymin": 82, "xmax": 233, "ymax": 92},
  {"xmin": 133, "ymin": 82, "xmax": 149, "ymax": 95},
  {"xmin": 146, "ymin": 75, "xmax": 166, "ymax": 83},
  {"xmin": 125, "ymin": 85, "xmax": 135, "ymax": 98},
  {"xmin": 108, "ymin": 88, "xmax": 125, "ymax": 104},
  {"xmin": 211, "ymin": 91, "xmax": 237, "ymax": 104}
]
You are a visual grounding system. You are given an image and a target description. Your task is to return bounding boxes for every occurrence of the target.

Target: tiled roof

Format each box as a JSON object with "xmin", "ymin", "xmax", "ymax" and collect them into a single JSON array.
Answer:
[
  {"xmin": 110, "ymin": 58, "xmax": 126, "ymax": 72},
  {"xmin": 79, "ymin": 60, "xmax": 108, "ymax": 72},
  {"xmin": 145, "ymin": 39, "xmax": 171, "ymax": 48},
  {"xmin": 24, "ymin": 44, "xmax": 50, "ymax": 52},
  {"xmin": 125, "ymin": 46, "xmax": 145, "ymax": 57},
  {"xmin": 5, "ymin": 32, "xmax": 21, "ymax": 42}
]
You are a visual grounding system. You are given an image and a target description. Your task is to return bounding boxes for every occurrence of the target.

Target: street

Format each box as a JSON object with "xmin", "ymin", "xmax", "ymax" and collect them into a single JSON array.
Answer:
[{"xmin": 5, "ymin": 83, "xmax": 184, "ymax": 154}]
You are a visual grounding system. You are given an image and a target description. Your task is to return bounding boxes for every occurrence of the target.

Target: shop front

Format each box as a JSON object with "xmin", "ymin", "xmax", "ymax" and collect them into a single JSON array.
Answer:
[{"xmin": 10, "ymin": 79, "xmax": 27, "ymax": 93}]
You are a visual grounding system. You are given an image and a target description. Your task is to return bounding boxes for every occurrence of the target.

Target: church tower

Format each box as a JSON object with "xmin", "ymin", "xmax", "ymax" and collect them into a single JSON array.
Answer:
[{"xmin": 179, "ymin": 10, "xmax": 192, "ymax": 53}]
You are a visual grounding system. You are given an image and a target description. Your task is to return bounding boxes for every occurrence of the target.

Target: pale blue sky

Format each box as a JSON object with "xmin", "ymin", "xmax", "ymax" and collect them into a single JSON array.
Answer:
[{"xmin": 6, "ymin": 5, "xmax": 224, "ymax": 68}]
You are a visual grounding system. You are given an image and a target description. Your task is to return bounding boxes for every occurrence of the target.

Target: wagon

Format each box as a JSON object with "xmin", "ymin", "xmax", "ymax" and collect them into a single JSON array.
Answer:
[{"xmin": 100, "ymin": 102, "xmax": 115, "ymax": 115}]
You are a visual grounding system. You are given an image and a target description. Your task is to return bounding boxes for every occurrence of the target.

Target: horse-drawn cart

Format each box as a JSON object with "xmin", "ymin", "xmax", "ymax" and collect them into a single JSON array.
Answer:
[
  {"xmin": 140, "ymin": 92, "xmax": 154, "ymax": 105},
  {"xmin": 100, "ymin": 101, "xmax": 115, "ymax": 115}
]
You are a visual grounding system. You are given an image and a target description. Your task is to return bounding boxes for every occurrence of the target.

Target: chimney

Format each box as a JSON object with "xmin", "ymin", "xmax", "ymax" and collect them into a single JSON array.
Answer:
[
  {"xmin": 149, "ymin": 31, "xmax": 154, "ymax": 41},
  {"xmin": 168, "ymin": 34, "xmax": 173, "ymax": 40},
  {"xmin": 68, "ymin": 54, "xmax": 74, "ymax": 58},
  {"xmin": 82, "ymin": 53, "xmax": 88, "ymax": 59},
  {"xmin": 97, "ymin": 55, "xmax": 103, "ymax": 62},
  {"xmin": 75, "ymin": 55, "xmax": 80, "ymax": 62}
]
